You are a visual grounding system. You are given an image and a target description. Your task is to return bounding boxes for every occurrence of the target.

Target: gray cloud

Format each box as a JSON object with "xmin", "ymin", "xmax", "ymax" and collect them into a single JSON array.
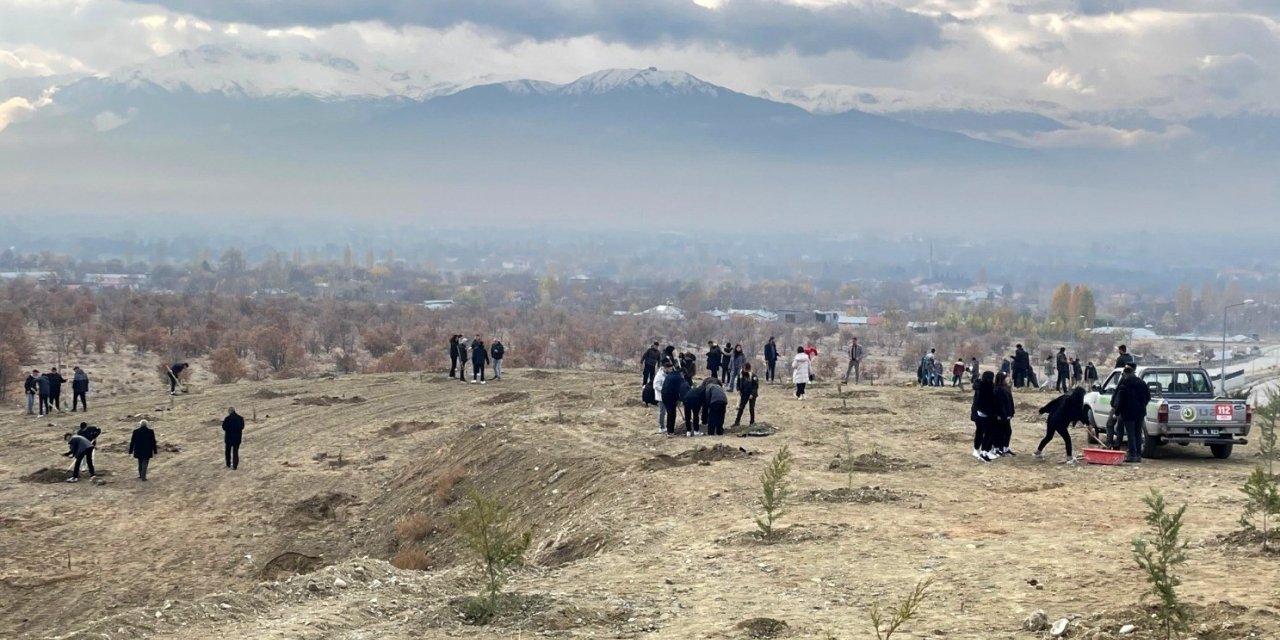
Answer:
[{"xmin": 127, "ymin": 0, "xmax": 946, "ymax": 59}]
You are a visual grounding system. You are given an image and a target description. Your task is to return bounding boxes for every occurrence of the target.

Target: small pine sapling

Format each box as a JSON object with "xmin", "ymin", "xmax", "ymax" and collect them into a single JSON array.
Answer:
[
  {"xmin": 1240, "ymin": 392, "xmax": 1280, "ymax": 551},
  {"xmin": 869, "ymin": 577, "xmax": 933, "ymax": 640},
  {"xmin": 755, "ymin": 445, "xmax": 794, "ymax": 539},
  {"xmin": 451, "ymin": 492, "xmax": 532, "ymax": 623},
  {"xmin": 1132, "ymin": 489, "xmax": 1190, "ymax": 639}
]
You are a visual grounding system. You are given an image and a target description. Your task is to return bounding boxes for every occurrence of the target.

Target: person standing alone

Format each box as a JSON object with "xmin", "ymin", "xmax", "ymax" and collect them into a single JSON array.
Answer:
[
  {"xmin": 843, "ymin": 337, "xmax": 865, "ymax": 385},
  {"xmin": 1055, "ymin": 348, "xmax": 1070, "ymax": 393},
  {"xmin": 222, "ymin": 407, "xmax": 244, "ymax": 470},
  {"xmin": 732, "ymin": 363, "xmax": 759, "ymax": 427},
  {"xmin": 71, "ymin": 366, "xmax": 89, "ymax": 412},
  {"xmin": 641, "ymin": 341, "xmax": 661, "ymax": 386},
  {"xmin": 791, "ymin": 347, "xmax": 811, "ymax": 399},
  {"xmin": 763, "ymin": 337, "xmax": 779, "ymax": 383},
  {"xmin": 128, "ymin": 419, "xmax": 158, "ymax": 481}
]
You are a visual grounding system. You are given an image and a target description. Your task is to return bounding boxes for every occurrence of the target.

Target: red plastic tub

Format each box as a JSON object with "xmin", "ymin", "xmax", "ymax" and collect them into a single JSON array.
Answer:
[{"xmin": 1082, "ymin": 448, "xmax": 1126, "ymax": 465}]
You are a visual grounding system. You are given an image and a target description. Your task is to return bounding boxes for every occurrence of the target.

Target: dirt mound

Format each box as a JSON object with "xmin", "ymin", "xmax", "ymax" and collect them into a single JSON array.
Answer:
[
  {"xmin": 804, "ymin": 486, "xmax": 910, "ymax": 504},
  {"xmin": 251, "ymin": 389, "xmax": 290, "ymax": 399},
  {"xmin": 825, "ymin": 406, "xmax": 895, "ymax": 416},
  {"xmin": 103, "ymin": 441, "xmax": 182, "ymax": 454},
  {"xmin": 828, "ymin": 451, "xmax": 926, "ymax": 473},
  {"xmin": 642, "ymin": 444, "xmax": 755, "ymax": 471},
  {"xmin": 21, "ymin": 467, "xmax": 72, "ymax": 483},
  {"xmin": 293, "ymin": 395, "xmax": 366, "ymax": 406},
  {"xmin": 1212, "ymin": 529, "xmax": 1280, "ymax": 554},
  {"xmin": 290, "ymin": 492, "xmax": 358, "ymax": 522},
  {"xmin": 726, "ymin": 422, "xmax": 778, "ymax": 437},
  {"xmin": 259, "ymin": 552, "xmax": 325, "ymax": 580},
  {"xmin": 379, "ymin": 420, "xmax": 439, "ymax": 438},
  {"xmin": 736, "ymin": 617, "xmax": 789, "ymax": 638},
  {"xmin": 1072, "ymin": 601, "xmax": 1265, "ymax": 640},
  {"xmin": 486, "ymin": 391, "xmax": 530, "ymax": 405}
]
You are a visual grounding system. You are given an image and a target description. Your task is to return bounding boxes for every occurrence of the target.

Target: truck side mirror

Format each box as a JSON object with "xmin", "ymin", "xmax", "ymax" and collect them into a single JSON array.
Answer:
[{"xmin": 1091, "ymin": 384, "xmax": 1102, "ymax": 392}]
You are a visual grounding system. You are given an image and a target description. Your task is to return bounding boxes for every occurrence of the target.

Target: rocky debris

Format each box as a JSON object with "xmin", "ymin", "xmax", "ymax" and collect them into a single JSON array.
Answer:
[
  {"xmin": 1023, "ymin": 610, "xmax": 1049, "ymax": 632},
  {"xmin": 736, "ymin": 617, "xmax": 789, "ymax": 638},
  {"xmin": 1119, "ymin": 625, "xmax": 1136, "ymax": 635},
  {"xmin": 1051, "ymin": 618, "xmax": 1070, "ymax": 637}
]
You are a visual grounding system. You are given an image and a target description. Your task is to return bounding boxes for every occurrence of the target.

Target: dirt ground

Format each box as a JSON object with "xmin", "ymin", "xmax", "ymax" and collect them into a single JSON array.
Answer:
[{"xmin": 2, "ymin": 363, "xmax": 1279, "ymax": 640}]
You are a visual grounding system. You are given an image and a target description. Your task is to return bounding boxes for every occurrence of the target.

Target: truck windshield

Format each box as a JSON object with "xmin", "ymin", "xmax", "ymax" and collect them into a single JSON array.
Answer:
[{"xmin": 1140, "ymin": 371, "xmax": 1212, "ymax": 396}]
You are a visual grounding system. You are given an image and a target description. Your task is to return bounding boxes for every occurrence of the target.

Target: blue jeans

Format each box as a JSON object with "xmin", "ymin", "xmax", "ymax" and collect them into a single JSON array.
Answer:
[
  {"xmin": 27, "ymin": 391, "xmax": 35, "ymax": 414},
  {"xmin": 493, "ymin": 359, "xmax": 503, "ymax": 379},
  {"xmin": 1123, "ymin": 419, "xmax": 1144, "ymax": 459}
]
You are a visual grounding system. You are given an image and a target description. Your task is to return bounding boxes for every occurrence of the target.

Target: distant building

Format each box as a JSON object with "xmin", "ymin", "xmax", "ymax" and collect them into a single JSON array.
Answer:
[
  {"xmin": 814, "ymin": 311, "xmax": 840, "ymax": 324},
  {"xmin": 637, "ymin": 304, "xmax": 685, "ymax": 320},
  {"xmin": 778, "ymin": 309, "xmax": 806, "ymax": 324},
  {"xmin": 422, "ymin": 299, "xmax": 456, "ymax": 310},
  {"xmin": 0, "ymin": 270, "xmax": 57, "ymax": 283},
  {"xmin": 82, "ymin": 273, "xmax": 149, "ymax": 290},
  {"xmin": 728, "ymin": 309, "xmax": 779, "ymax": 322},
  {"xmin": 837, "ymin": 315, "xmax": 884, "ymax": 327}
]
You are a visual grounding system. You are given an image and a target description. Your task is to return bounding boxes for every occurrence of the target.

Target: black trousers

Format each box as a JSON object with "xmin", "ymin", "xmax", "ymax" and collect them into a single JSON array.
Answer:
[
  {"xmin": 449, "ymin": 354, "xmax": 458, "ymax": 377},
  {"xmin": 795, "ymin": 382, "xmax": 807, "ymax": 398},
  {"xmin": 734, "ymin": 396, "xmax": 756, "ymax": 425},
  {"xmin": 683, "ymin": 403, "xmax": 701, "ymax": 433},
  {"xmin": 137, "ymin": 457, "xmax": 151, "ymax": 480},
  {"xmin": 707, "ymin": 403, "xmax": 727, "ymax": 435},
  {"xmin": 72, "ymin": 391, "xmax": 87, "ymax": 411},
  {"xmin": 765, "ymin": 360, "xmax": 776, "ymax": 382},
  {"xmin": 73, "ymin": 450, "xmax": 95, "ymax": 478},
  {"xmin": 972, "ymin": 417, "xmax": 994, "ymax": 452},
  {"xmin": 1056, "ymin": 369, "xmax": 1070, "ymax": 392},
  {"xmin": 708, "ymin": 364, "xmax": 720, "ymax": 379},
  {"xmin": 472, "ymin": 362, "xmax": 486, "ymax": 381},
  {"xmin": 1038, "ymin": 420, "xmax": 1073, "ymax": 457},
  {"xmin": 50, "ymin": 393, "xmax": 61, "ymax": 410},
  {"xmin": 225, "ymin": 441, "xmax": 240, "ymax": 469},
  {"xmin": 39, "ymin": 393, "xmax": 50, "ymax": 414},
  {"xmin": 642, "ymin": 363, "xmax": 656, "ymax": 386},
  {"xmin": 664, "ymin": 401, "xmax": 679, "ymax": 434}
]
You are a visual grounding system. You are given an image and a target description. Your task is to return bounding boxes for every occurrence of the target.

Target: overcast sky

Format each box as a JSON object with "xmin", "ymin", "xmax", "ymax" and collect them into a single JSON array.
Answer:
[{"xmin": 2, "ymin": 0, "xmax": 1278, "ymax": 119}]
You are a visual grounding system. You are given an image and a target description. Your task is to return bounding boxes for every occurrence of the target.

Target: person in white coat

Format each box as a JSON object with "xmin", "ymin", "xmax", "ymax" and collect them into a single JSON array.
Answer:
[{"xmin": 791, "ymin": 347, "xmax": 811, "ymax": 399}]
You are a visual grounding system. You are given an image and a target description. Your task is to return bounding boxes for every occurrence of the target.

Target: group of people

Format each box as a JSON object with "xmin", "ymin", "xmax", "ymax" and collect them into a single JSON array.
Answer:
[
  {"xmin": 60, "ymin": 406, "xmax": 247, "ymax": 483},
  {"xmin": 447, "ymin": 335, "xmax": 506, "ymax": 384},
  {"xmin": 650, "ymin": 355, "xmax": 760, "ymax": 437},
  {"xmin": 24, "ymin": 367, "xmax": 90, "ymax": 416}
]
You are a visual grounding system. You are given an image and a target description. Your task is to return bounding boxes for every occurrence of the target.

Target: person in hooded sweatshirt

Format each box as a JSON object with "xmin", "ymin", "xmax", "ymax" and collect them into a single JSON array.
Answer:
[
  {"xmin": 490, "ymin": 338, "xmax": 506, "ymax": 381},
  {"xmin": 24, "ymin": 369, "xmax": 39, "ymax": 416},
  {"xmin": 680, "ymin": 351, "xmax": 697, "ymax": 383},
  {"xmin": 704, "ymin": 377, "xmax": 729, "ymax": 436},
  {"xmin": 652, "ymin": 361, "xmax": 670, "ymax": 434},
  {"xmin": 448, "ymin": 335, "xmax": 461, "ymax": 378},
  {"xmin": 993, "ymin": 372, "xmax": 1016, "ymax": 456},
  {"xmin": 63, "ymin": 431, "xmax": 95, "ymax": 482},
  {"xmin": 682, "ymin": 375, "xmax": 706, "ymax": 436},
  {"xmin": 763, "ymin": 337, "xmax": 779, "ymax": 383},
  {"xmin": 732, "ymin": 363, "xmax": 760, "ymax": 427},
  {"xmin": 71, "ymin": 366, "xmax": 90, "ymax": 412},
  {"xmin": 726, "ymin": 345, "xmax": 745, "ymax": 390},
  {"xmin": 1035, "ymin": 387, "xmax": 1086, "ymax": 463},
  {"xmin": 470, "ymin": 335, "xmax": 489, "ymax": 384},
  {"xmin": 128, "ymin": 419, "xmax": 158, "ymax": 481},
  {"xmin": 660, "ymin": 361, "xmax": 689, "ymax": 437}
]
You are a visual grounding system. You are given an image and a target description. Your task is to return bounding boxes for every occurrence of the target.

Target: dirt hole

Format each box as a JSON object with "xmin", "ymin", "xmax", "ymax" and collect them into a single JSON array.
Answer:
[
  {"xmin": 736, "ymin": 618, "xmax": 790, "ymax": 639},
  {"xmin": 260, "ymin": 552, "xmax": 324, "ymax": 580},
  {"xmin": 291, "ymin": 492, "xmax": 358, "ymax": 521},
  {"xmin": 252, "ymin": 389, "xmax": 290, "ymax": 399},
  {"xmin": 726, "ymin": 422, "xmax": 777, "ymax": 437},
  {"xmin": 486, "ymin": 391, "xmax": 529, "ymax": 405},
  {"xmin": 540, "ymin": 534, "xmax": 610, "ymax": 567},
  {"xmin": 21, "ymin": 468, "xmax": 114, "ymax": 483},
  {"xmin": 379, "ymin": 420, "xmax": 439, "ymax": 438},
  {"xmin": 825, "ymin": 406, "xmax": 895, "ymax": 416},
  {"xmin": 642, "ymin": 444, "xmax": 754, "ymax": 471},
  {"xmin": 293, "ymin": 395, "xmax": 366, "ymax": 406}
]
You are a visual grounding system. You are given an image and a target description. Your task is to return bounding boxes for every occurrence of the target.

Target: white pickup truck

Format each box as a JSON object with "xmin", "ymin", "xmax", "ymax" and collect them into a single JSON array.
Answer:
[{"xmin": 1083, "ymin": 366, "xmax": 1251, "ymax": 459}]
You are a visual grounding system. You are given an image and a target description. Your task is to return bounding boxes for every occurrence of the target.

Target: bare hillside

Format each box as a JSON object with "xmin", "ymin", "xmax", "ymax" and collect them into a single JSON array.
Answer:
[{"xmin": 2, "ymin": 367, "xmax": 1278, "ymax": 639}]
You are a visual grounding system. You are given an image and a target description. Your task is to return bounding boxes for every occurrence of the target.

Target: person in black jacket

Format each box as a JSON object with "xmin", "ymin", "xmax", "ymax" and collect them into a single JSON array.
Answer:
[
  {"xmin": 128, "ymin": 419, "xmax": 158, "ymax": 480},
  {"xmin": 36, "ymin": 371, "xmax": 51, "ymax": 416},
  {"xmin": 1012, "ymin": 344, "xmax": 1030, "ymax": 388},
  {"xmin": 763, "ymin": 337, "xmax": 779, "ymax": 383},
  {"xmin": 1070, "ymin": 358, "xmax": 1083, "ymax": 386},
  {"xmin": 641, "ymin": 342, "xmax": 661, "ymax": 386},
  {"xmin": 970, "ymin": 371, "xmax": 1001, "ymax": 462},
  {"xmin": 1115, "ymin": 344, "xmax": 1136, "ymax": 369},
  {"xmin": 1112, "ymin": 367, "xmax": 1152, "ymax": 462},
  {"xmin": 24, "ymin": 369, "xmax": 38, "ymax": 416},
  {"xmin": 993, "ymin": 372, "xmax": 1016, "ymax": 456},
  {"xmin": 470, "ymin": 336, "xmax": 489, "ymax": 384},
  {"xmin": 732, "ymin": 363, "xmax": 760, "ymax": 427},
  {"xmin": 660, "ymin": 362, "xmax": 688, "ymax": 437},
  {"xmin": 222, "ymin": 407, "xmax": 245, "ymax": 469},
  {"xmin": 490, "ymin": 339, "xmax": 506, "ymax": 380},
  {"xmin": 63, "ymin": 431, "xmax": 95, "ymax": 482},
  {"xmin": 682, "ymin": 377, "xmax": 705, "ymax": 436},
  {"xmin": 1084, "ymin": 361, "xmax": 1099, "ymax": 388},
  {"xmin": 448, "ymin": 335, "xmax": 461, "ymax": 378},
  {"xmin": 1034, "ymin": 387, "xmax": 1086, "ymax": 463},
  {"xmin": 71, "ymin": 366, "xmax": 90, "ymax": 412},
  {"xmin": 705, "ymin": 342, "xmax": 723, "ymax": 379},
  {"xmin": 1055, "ymin": 348, "xmax": 1070, "ymax": 393},
  {"xmin": 47, "ymin": 367, "xmax": 65, "ymax": 412},
  {"xmin": 680, "ymin": 351, "xmax": 697, "ymax": 383},
  {"xmin": 704, "ymin": 378, "xmax": 729, "ymax": 436},
  {"xmin": 168, "ymin": 362, "xmax": 188, "ymax": 395}
]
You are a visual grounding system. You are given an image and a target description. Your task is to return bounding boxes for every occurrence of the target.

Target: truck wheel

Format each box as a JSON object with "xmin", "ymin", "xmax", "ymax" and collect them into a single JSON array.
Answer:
[
  {"xmin": 1142, "ymin": 434, "xmax": 1162, "ymax": 459},
  {"xmin": 1210, "ymin": 444, "xmax": 1233, "ymax": 459}
]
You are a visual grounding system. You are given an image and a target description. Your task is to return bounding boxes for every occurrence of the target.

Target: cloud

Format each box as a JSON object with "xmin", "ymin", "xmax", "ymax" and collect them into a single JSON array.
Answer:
[
  {"xmin": 0, "ymin": 90, "xmax": 53, "ymax": 132},
  {"xmin": 126, "ymin": 0, "xmax": 947, "ymax": 59}
]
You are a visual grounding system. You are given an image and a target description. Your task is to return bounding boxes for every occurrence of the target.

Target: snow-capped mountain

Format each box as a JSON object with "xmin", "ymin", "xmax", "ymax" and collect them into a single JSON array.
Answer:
[
  {"xmin": 559, "ymin": 68, "xmax": 720, "ymax": 97},
  {"xmin": 107, "ymin": 44, "xmax": 460, "ymax": 101}
]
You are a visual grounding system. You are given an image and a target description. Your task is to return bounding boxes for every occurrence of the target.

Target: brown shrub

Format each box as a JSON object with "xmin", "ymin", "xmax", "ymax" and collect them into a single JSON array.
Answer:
[
  {"xmin": 434, "ymin": 466, "xmax": 468, "ymax": 506},
  {"xmin": 390, "ymin": 548, "xmax": 431, "ymax": 571},
  {"xmin": 371, "ymin": 348, "xmax": 416, "ymax": 373},
  {"xmin": 209, "ymin": 346, "xmax": 247, "ymax": 384},
  {"xmin": 394, "ymin": 513, "xmax": 439, "ymax": 544}
]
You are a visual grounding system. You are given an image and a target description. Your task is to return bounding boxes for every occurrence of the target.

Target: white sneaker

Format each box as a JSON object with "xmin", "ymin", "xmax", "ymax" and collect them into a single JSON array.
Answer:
[
  {"xmin": 469, "ymin": 380, "xmax": 476, "ymax": 384},
  {"xmin": 977, "ymin": 453, "xmax": 992, "ymax": 463},
  {"xmin": 972, "ymin": 449, "xmax": 980, "ymax": 458},
  {"xmin": 1033, "ymin": 451, "xmax": 1044, "ymax": 460},
  {"xmin": 1062, "ymin": 457, "xmax": 1077, "ymax": 465},
  {"xmin": 65, "ymin": 477, "xmax": 79, "ymax": 483},
  {"xmin": 480, "ymin": 381, "xmax": 486, "ymax": 385}
]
